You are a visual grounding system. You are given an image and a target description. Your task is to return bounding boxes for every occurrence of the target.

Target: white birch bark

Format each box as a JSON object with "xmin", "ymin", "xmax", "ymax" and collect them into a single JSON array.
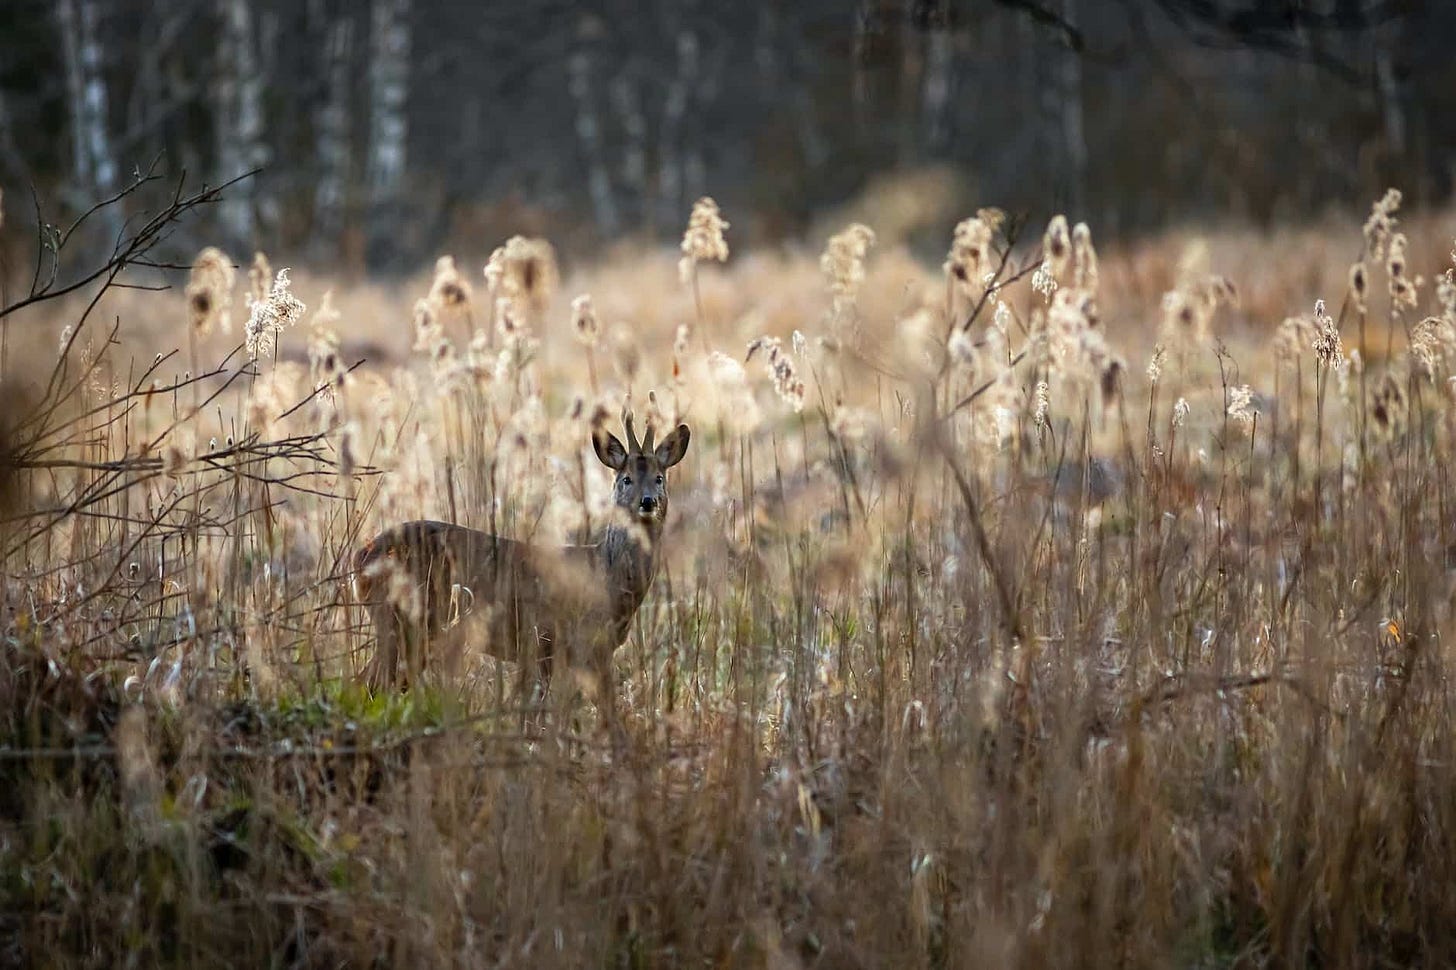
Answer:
[
  {"xmin": 610, "ymin": 72, "xmax": 647, "ymax": 229},
  {"xmin": 1035, "ymin": 0, "xmax": 1085, "ymax": 215},
  {"xmin": 1374, "ymin": 30, "xmax": 1406, "ymax": 159},
  {"xmin": 897, "ymin": 0, "xmax": 925, "ymax": 163},
  {"xmin": 1057, "ymin": 0, "xmax": 1087, "ymax": 215},
  {"xmin": 366, "ymin": 0, "xmax": 410, "ymax": 257},
  {"xmin": 569, "ymin": 20, "xmax": 619, "ymax": 234},
  {"xmin": 684, "ymin": 38, "xmax": 721, "ymax": 204},
  {"xmin": 216, "ymin": 0, "xmax": 267, "ymax": 246},
  {"xmin": 852, "ymin": 0, "xmax": 872, "ymax": 131},
  {"xmin": 56, "ymin": 0, "xmax": 120, "ymax": 237},
  {"xmin": 313, "ymin": 15, "xmax": 354, "ymax": 252},
  {"xmin": 922, "ymin": 18, "xmax": 953, "ymax": 151},
  {"xmin": 754, "ymin": 1, "xmax": 781, "ymax": 98},
  {"xmin": 656, "ymin": 8, "xmax": 698, "ymax": 231}
]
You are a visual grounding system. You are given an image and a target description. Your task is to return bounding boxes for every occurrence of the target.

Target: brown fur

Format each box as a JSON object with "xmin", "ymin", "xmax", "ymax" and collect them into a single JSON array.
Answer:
[{"xmin": 353, "ymin": 420, "xmax": 691, "ymax": 709}]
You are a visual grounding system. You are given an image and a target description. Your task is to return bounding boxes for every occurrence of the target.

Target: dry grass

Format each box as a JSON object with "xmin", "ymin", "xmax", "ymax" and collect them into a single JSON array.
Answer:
[{"xmin": 3, "ymin": 183, "xmax": 1456, "ymax": 969}]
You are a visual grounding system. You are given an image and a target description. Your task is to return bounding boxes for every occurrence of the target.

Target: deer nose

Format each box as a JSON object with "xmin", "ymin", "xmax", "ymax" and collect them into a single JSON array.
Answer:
[{"xmin": 639, "ymin": 495, "xmax": 658, "ymax": 513}]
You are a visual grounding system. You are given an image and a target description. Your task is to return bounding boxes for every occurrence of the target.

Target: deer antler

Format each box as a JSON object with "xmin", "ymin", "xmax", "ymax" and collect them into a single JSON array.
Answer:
[{"xmin": 623, "ymin": 410, "xmax": 642, "ymax": 454}]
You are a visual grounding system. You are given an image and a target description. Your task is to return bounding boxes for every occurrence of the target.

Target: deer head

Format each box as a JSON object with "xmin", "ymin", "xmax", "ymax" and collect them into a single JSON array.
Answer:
[{"xmin": 592, "ymin": 414, "xmax": 691, "ymax": 528}]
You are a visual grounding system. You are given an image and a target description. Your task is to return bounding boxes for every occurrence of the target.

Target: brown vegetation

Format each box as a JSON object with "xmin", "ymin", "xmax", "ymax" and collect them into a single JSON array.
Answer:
[{"xmin": 3, "ymin": 175, "xmax": 1456, "ymax": 967}]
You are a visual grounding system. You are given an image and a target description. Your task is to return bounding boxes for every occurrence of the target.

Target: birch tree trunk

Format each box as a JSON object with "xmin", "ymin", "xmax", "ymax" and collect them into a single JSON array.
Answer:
[
  {"xmin": 1056, "ymin": 0, "xmax": 1087, "ymax": 216},
  {"xmin": 656, "ymin": 1, "xmax": 698, "ymax": 232},
  {"xmin": 684, "ymin": 33, "xmax": 721, "ymax": 205},
  {"xmin": 852, "ymin": 0, "xmax": 873, "ymax": 133},
  {"xmin": 610, "ymin": 71, "xmax": 647, "ymax": 231},
  {"xmin": 569, "ymin": 17, "xmax": 620, "ymax": 235},
  {"xmin": 1374, "ymin": 30, "xmax": 1406, "ymax": 161},
  {"xmin": 754, "ymin": 1, "xmax": 781, "ymax": 98},
  {"xmin": 215, "ymin": 0, "xmax": 267, "ymax": 248},
  {"xmin": 313, "ymin": 14, "xmax": 354, "ymax": 258},
  {"xmin": 922, "ymin": 9, "xmax": 953, "ymax": 152},
  {"xmin": 896, "ymin": 0, "xmax": 925, "ymax": 163},
  {"xmin": 366, "ymin": 0, "xmax": 410, "ymax": 267},
  {"xmin": 1035, "ymin": 0, "xmax": 1085, "ymax": 215},
  {"xmin": 56, "ymin": 0, "xmax": 122, "ymax": 242}
]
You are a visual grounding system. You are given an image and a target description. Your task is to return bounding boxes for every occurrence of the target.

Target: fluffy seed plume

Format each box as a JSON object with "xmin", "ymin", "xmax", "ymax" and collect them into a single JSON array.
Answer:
[
  {"xmin": 1032, "ymin": 380, "xmax": 1050, "ymax": 442},
  {"xmin": 1349, "ymin": 262, "xmax": 1369, "ymax": 314},
  {"xmin": 1160, "ymin": 275, "xmax": 1237, "ymax": 346},
  {"xmin": 1387, "ymin": 232, "xmax": 1418, "ymax": 310},
  {"xmin": 1147, "ymin": 345, "xmax": 1166, "ymax": 384},
  {"xmin": 1274, "ymin": 314, "xmax": 1318, "ymax": 363},
  {"xmin": 679, "ymin": 197, "xmax": 730, "ymax": 284},
  {"xmin": 248, "ymin": 251, "xmax": 273, "ymax": 306},
  {"xmin": 429, "ymin": 255, "xmax": 474, "ymax": 315},
  {"xmin": 1043, "ymin": 215, "xmax": 1072, "ymax": 283},
  {"xmin": 821, "ymin": 223, "xmax": 876, "ymax": 312},
  {"xmin": 746, "ymin": 335, "xmax": 806, "ymax": 413},
  {"xmin": 945, "ymin": 215, "xmax": 994, "ymax": 297},
  {"xmin": 1031, "ymin": 260, "xmax": 1057, "ymax": 301},
  {"xmin": 185, "ymin": 247, "xmax": 235, "ymax": 336},
  {"xmin": 947, "ymin": 329, "xmax": 978, "ymax": 371},
  {"xmin": 1071, "ymin": 222, "xmax": 1099, "ymax": 294},
  {"xmin": 673, "ymin": 324, "xmax": 691, "ymax": 385},
  {"xmin": 1313, "ymin": 299, "xmax": 1344, "ymax": 368},
  {"xmin": 993, "ymin": 300, "xmax": 1012, "ymax": 335},
  {"xmin": 1370, "ymin": 371, "xmax": 1408, "ymax": 439},
  {"xmin": 1412, "ymin": 314, "xmax": 1456, "ymax": 378},
  {"xmin": 244, "ymin": 269, "xmax": 306, "ymax": 359},
  {"xmin": 1362, "ymin": 188, "xmax": 1402, "ymax": 262},
  {"xmin": 308, "ymin": 292, "xmax": 347, "ymax": 405},
  {"xmin": 1226, "ymin": 385, "xmax": 1258, "ymax": 430},
  {"xmin": 571, "ymin": 294, "xmax": 600, "ymax": 347},
  {"xmin": 1437, "ymin": 246, "xmax": 1456, "ymax": 320},
  {"xmin": 486, "ymin": 236, "xmax": 559, "ymax": 318},
  {"xmin": 412, "ymin": 298, "xmax": 446, "ymax": 355}
]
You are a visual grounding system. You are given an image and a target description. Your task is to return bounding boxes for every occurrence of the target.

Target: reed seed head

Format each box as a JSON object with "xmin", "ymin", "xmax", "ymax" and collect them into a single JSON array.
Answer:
[
  {"xmin": 1147, "ymin": 345, "xmax": 1166, "ymax": 384},
  {"xmin": 186, "ymin": 246, "xmax": 235, "ymax": 336},
  {"xmin": 1044, "ymin": 215, "xmax": 1072, "ymax": 283},
  {"xmin": 1072, "ymin": 222, "xmax": 1099, "ymax": 294},
  {"xmin": 489, "ymin": 236, "xmax": 559, "ymax": 318},
  {"xmin": 249, "ymin": 251, "xmax": 273, "ymax": 306},
  {"xmin": 1363, "ymin": 187, "xmax": 1402, "ymax": 262},
  {"xmin": 1387, "ymin": 233, "xmax": 1418, "ymax": 310},
  {"xmin": 821, "ymin": 223, "xmax": 876, "ymax": 311},
  {"xmin": 679, "ymin": 197, "xmax": 730, "ymax": 283},
  {"xmin": 429, "ymin": 255, "xmax": 474, "ymax": 314},
  {"xmin": 571, "ymin": 294, "xmax": 601, "ymax": 347},
  {"xmin": 1371, "ymin": 371, "xmax": 1408, "ymax": 439},
  {"xmin": 244, "ymin": 268, "xmax": 306, "ymax": 359},
  {"xmin": 945, "ymin": 216, "xmax": 993, "ymax": 297},
  {"xmin": 1349, "ymin": 261, "xmax": 1369, "ymax": 313},
  {"xmin": 1226, "ymin": 384, "xmax": 1257, "ymax": 430},
  {"xmin": 1313, "ymin": 299, "xmax": 1344, "ymax": 368},
  {"xmin": 746, "ymin": 335, "xmax": 806, "ymax": 412}
]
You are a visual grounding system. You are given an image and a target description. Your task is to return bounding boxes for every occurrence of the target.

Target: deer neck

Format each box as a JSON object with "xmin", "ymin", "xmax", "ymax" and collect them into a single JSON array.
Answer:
[{"xmin": 598, "ymin": 519, "xmax": 660, "ymax": 616}]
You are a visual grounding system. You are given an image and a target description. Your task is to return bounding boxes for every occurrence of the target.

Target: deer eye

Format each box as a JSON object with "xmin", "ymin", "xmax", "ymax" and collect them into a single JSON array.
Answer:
[
  {"xmin": 621, "ymin": 476, "xmax": 632, "ymax": 487},
  {"xmin": 655, "ymin": 475, "xmax": 664, "ymax": 485}
]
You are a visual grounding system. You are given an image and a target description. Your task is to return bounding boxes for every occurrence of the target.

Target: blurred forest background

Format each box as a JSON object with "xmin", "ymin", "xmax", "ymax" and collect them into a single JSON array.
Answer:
[{"xmin": 0, "ymin": 0, "xmax": 1447, "ymax": 271}]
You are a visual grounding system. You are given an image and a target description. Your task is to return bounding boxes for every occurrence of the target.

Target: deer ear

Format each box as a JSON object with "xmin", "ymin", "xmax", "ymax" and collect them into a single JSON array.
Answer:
[
  {"xmin": 593, "ymin": 429, "xmax": 628, "ymax": 470},
  {"xmin": 654, "ymin": 424, "xmax": 691, "ymax": 468}
]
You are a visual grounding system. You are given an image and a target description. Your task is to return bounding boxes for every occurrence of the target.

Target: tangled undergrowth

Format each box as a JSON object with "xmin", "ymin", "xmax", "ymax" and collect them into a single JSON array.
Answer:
[{"xmin": 3, "ymin": 173, "xmax": 1456, "ymax": 968}]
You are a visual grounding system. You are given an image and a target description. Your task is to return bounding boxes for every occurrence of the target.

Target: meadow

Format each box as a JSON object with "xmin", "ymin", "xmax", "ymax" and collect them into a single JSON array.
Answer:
[{"xmin": 2, "ymin": 176, "xmax": 1456, "ymax": 968}]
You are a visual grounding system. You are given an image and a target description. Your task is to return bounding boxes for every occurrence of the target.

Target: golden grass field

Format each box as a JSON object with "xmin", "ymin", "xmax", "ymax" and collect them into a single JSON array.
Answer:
[{"xmin": 2, "ymin": 182, "xmax": 1456, "ymax": 968}]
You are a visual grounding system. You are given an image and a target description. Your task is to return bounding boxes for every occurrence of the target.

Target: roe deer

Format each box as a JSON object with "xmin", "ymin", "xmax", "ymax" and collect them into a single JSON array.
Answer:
[{"xmin": 353, "ymin": 416, "xmax": 691, "ymax": 714}]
